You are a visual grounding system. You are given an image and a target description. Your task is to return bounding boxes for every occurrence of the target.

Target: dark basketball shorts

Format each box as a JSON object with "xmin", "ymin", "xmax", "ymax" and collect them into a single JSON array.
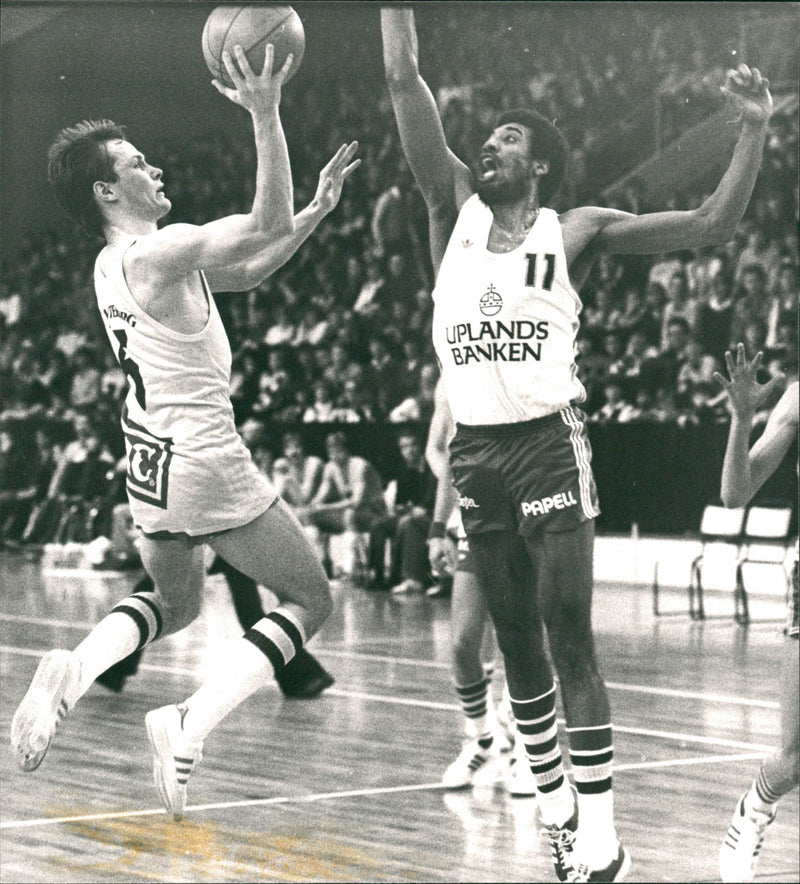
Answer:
[
  {"xmin": 448, "ymin": 406, "xmax": 600, "ymax": 538},
  {"xmin": 788, "ymin": 558, "xmax": 799, "ymax": 639}
]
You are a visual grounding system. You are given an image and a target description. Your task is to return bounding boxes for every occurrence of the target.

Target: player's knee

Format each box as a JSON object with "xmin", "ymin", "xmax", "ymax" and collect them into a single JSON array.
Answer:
[
  {"xmin": 548, "ymin": 635, "xmax": 600, "ymax": 685},
  {"xmin": 151, "ymin": 576, "xmax": 204, "ymax": 635}
]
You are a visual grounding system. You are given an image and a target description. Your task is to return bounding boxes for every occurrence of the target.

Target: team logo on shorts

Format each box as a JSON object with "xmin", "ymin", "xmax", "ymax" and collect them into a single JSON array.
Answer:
[
  {"xmin": 122, "ymin": 409, "xmax": 173, "ymax": 510},
  {"xmin": 479, "ymin": 284, "xmax": 503, "ymax": 316}
]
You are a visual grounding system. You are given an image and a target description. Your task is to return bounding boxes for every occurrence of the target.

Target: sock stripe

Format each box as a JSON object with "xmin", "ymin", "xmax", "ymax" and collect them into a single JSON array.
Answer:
[
  {"xmin": 510, "ymin": 684, "xmax": 557, "ymax": 720},
  {"xmin": 243, "ymin": 627, "xmax": 286, "ymax": 674},
  {"xmin": 266, "ymin": 610, "xmax": 305, "ymax": 653},
  {"xmin": 130, "ymin": 592, "xmax": 163, "ymax": 640},
  {"xmin": 575, "ymin": 777, "xmax": 613, "ymax": 794},
  {"xmin": 570, "ymin": 749, "xmax": 614, "ymax": 767},
  {"xmin": 111, "ymin": 596, "xmax": 160, "ymax": 650},
  {"xmin": 512, "ymin": 686, "xmax": 567, "ymax": 795},
  {"xmin": 568, "ymin": 723, "xmax": 613, "ymax": 795},
  {"xmin": 755, "ymin": 769, "xmax": 782, "ymax": 804},
  {"xmin": 455, "ymin": 678, "xmax": 489, "ymax": 721},
  {"xmin": 517, "ymin": 711, "xmax": 557, "ymax": 735}
]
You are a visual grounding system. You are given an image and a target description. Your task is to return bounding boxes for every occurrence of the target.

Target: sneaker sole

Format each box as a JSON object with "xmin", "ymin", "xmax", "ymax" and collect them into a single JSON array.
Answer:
[
  {"xmin": 145, "ymin": 710, "xmax": 184, "ymax": 822},
  {"xmin": 11, "ymin": 650, "xmax": 77, "ymax": 771}
]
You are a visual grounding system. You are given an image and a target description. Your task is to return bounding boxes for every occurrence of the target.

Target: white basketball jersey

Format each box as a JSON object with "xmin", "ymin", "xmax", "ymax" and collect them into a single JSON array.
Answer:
[
  {"xmin": 93, "ymin": 237, "xmax": 274, "ymax": 535},
  {"xmin": 431, "ymin": 196, "xmax": 586, "ymax": 425}
]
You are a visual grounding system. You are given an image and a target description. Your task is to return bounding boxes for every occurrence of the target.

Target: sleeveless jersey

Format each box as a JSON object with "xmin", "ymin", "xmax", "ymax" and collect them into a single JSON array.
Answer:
[
  {"xmin": 94, "ymin": 237, "xmax": 275, "ymax": 535},
  {"xmin": 431, "ymin": 196, "xmax": 586, "ymax": 425}
]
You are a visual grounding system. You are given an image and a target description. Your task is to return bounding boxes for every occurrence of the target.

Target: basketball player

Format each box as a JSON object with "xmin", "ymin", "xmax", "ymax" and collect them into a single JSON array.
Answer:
[
  {"xmin": 714, "ymin": 345, "xmax": 798, "ymax": 883},
  {"xmin": 426, "ymin": 379, "xmax": 535, "ymax": 797},
  {"xmin": 10, "ymin": 45, "xmax": 359, "ymax": 821},
  {"xmin": 382, "ymin": 9, "xmax": 772, "ymax": 881}
]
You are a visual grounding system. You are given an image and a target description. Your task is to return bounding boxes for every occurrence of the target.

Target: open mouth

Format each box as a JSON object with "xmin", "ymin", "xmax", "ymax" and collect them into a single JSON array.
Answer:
[{"xmin": 478, "ymin": 154, "xmax": 498, "ymax": 180}]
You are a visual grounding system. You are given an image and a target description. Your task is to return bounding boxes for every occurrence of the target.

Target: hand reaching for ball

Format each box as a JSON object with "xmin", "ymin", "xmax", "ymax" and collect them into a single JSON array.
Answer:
[
  {"xmin": 212, "ymin": 43, "xmax": 294, "ymax": 115},
  {"xmin": 314, "ymin": 141, "xmax": 362, "ymax": 216},
  {"xmin": 721, "ymin": 63, "xmax": 773, "ymax": 128}
]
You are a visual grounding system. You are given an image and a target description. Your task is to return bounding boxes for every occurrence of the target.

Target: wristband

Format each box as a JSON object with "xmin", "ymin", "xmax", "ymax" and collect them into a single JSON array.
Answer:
[{"xmin": 427, "ymin": 521, "xmax": 447, "ymax": 540}]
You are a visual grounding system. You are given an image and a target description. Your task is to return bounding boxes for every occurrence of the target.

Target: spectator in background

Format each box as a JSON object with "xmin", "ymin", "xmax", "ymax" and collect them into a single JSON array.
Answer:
[
  {"xmin": 22, "ymin": 413, "xmax": 115, "ymax": 544},
  {"xmin": 765, "ymin": 261, "xmax": 798, "ymax": 349},
  {"xmin": 303, "ymin": 379, "xmax": 341, "ymax": 423},
  {"xmin": 337, "ymin": 374, "xmax": 379, "ymax": 423},
  {"xmin": 263, "ymin": 303, "xmax": 298, "ymax": 348},
  {"xmin": 68, "ymin": 346, "xmax": 102, "ymax": 413},
  {"xmin": 643, "ymin": 317, "xmax": 692, "ymax": 395},
  {"xmin": 638, "ymin": 280, "xmax": 667, "ymax": 348},
  {"xmin": 647, "ymin": 252, "xmax": 686, "ymax": 291},
  {"xmin": 595, "ymin": 380, "xmax": 629, "ymax": 424},
  {"xmin": 696, "ymin": 271, "xmax": 735, "ymax": 365},
  {"xmin": 733, "ymin": 227, "xmax": 782, "ymax": 287},
  {"xmin": 302, "ymin": 431, "xmax": 388, "ymax": 579},
  {"xmin": 272, "ymin": 431, "xmax": 325, "ymax": 511},
  {"xmin": 388, "ymin": 363, "xmax": 439, "ymax": 424},
  {"xmin": 367, "ymin": 336, "xmax": 401, "ymax": 417},
  {"xmin": 366, "ymin": 429, "xmax": 437, "ymax": 593},
  {"xmin": 677, "ymin": 338, "xmax": 720, "ymax": 404},
  {"xmin": 660, "ymin": 267, "xmax": 699, "ymax": 349},
  {"xmin": 0, "ymin": 424, "xmax": 51, "ymax": 546},
  {"xmin": 732, "ymin": 264, "xmax": 770, "ymax": 344}
]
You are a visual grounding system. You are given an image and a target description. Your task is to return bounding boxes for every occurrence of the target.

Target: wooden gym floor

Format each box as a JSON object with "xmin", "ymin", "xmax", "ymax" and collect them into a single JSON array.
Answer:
[{"xmin": 0, "ymin": 548, "xmax": 798, "ymax": 883}]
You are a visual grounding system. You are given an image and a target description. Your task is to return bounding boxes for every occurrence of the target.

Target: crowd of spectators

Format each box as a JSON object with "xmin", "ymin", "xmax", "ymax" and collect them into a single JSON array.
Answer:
[{"xmin": 1, "ymin": 5, "xmax": 797, "ymax": 549}]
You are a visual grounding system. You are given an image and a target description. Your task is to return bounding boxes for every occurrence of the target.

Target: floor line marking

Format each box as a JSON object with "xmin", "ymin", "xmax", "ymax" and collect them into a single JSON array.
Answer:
[
  {"xmin": 0, "ymin": 631, "xmax": 780, "ymax": 709},
  {"xmin": 0, "ymin": 752, "xmax": 768, "ymax": 831},
  {"xmin": 1, "ymin": 647, "xmax": 775, "ymax": 753}
]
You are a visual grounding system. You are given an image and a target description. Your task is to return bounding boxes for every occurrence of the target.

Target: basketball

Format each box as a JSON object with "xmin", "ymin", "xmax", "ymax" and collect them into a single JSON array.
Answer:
[{"xmin": 202, "ymin": 5, "xmax": 305, "ymax": 88}]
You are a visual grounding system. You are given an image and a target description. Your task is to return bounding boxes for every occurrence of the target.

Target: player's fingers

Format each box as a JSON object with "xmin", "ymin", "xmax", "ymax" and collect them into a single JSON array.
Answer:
[
  {"xmin": 724, "ymin": 350, "xmax": 735, "ymax": 373},
  {"xmin": 341, "ymin": 159, "xmax": 362, "ymax": 179},
  {"xmin": 737, "ymin": 62, "xmax": 752, "ymax": 79},
  {"xmin": 750, "ymin": 351, "xmax": 764, "ymax": 372},
  {"xmin": 736, "ymin": 342, "xmax": 746, "ymax": 365},
  {"xmin": 765, "ymin": 373, "xmax": 786, "ymax": 397},
  {"xmin": 274, "ymin": 49, "xmax": 294, "ymax": 84},
  {"xmin": 712, "ymin": 371, "xmax": 727, "ymax": 389},
  {"xmin": 233, "ymin": 44, "xmax": 258, "ymax": 82},
  {"xmin": 222, "ymin": 49, "xmax": 245, "ymax": 88}
]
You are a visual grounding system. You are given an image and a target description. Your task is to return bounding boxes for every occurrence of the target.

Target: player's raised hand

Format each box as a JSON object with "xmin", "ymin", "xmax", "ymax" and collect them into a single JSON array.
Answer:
[
  {"xmin": 313, "ymin": 141, "xmax": 361, "ymax": 215},
  {"xmin": 212, "ymin": 43, "xmax": 294, "ymax": 115},
  {"xmin": 713, "ymin": 343, "xmax": 784, "ymax": 418},
  {"xmin": 721, "ymin": 63, "xmax": 773, "ymax": 128}
]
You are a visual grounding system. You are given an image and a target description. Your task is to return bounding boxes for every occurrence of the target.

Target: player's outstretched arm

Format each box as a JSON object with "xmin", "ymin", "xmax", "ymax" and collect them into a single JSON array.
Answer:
[
  {"xmin": 133, "ymin": 45, "xmax": 296, "ymax": 282},
  {"xmin": 381, "ymin": 8, "xmax": 470, "ymax": 217},
  {"xmin": 575, "ymin": 64, "xmax": 773, "ymax": 256},
  {"xmin": 207, "ymin": 141, "xmax": 360, "ymax": 291},
  {"xmin": 714, "ymin": 344, "xmax": 794, "ymax": 507}
]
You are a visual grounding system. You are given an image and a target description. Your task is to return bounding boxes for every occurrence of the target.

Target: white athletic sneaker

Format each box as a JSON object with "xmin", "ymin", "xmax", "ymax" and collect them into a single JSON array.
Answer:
[
  {"xmin": 145, "ymin": 704, "xmax": 203, "ymax": 821},
  {"xmin": 495, "ymin": 688, "xmax": 516, "ymax": 752},
  {"xmin": 505, "ymin": 739, "xmax": 537, "ymax": 797},
  {"xmin": 442, "ymin": 738, "xmax": 493, "ymax": 789},
  {"xmin": 719, "ymin": 792, "xmax": 776, "ymax": 883},
  {"xmin": 10, "ymin": 649, "xmax": 80, "ymax": 771},
  {"xmin": 567, "ymin": 841, "xmax": 631, "ymax": 882}
]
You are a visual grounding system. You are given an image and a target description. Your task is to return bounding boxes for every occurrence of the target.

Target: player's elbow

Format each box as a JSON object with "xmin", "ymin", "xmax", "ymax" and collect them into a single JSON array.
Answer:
[{"xmin": 694, "ymin": 205, "xmax": 737, "ymax": 247}]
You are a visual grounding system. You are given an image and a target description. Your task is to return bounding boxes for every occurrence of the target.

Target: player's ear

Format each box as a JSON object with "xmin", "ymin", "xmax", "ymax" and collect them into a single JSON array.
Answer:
[
  {"xmin": 533, "ymin": 159, "xmax": 550, "ymax": 176},
  {"xmin": 93, "ymin": 180, "xmax": 116, "ymax": 203}
]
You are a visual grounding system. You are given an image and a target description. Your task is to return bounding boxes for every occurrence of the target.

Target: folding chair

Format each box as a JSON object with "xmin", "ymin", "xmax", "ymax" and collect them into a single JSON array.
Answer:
[
  {"xmin": 734, "ymin": 504, "xmax": 796, "ymax": 625},
  {"xmin": 654, "ymin": 504, "xmax": 745, "ymax": 619}
]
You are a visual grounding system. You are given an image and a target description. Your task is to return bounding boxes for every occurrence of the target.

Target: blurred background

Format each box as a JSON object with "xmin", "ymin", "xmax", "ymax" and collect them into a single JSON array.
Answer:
[{"xmin": 1, "ymin": 1, "xmax": 797, "ymax": 550}]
